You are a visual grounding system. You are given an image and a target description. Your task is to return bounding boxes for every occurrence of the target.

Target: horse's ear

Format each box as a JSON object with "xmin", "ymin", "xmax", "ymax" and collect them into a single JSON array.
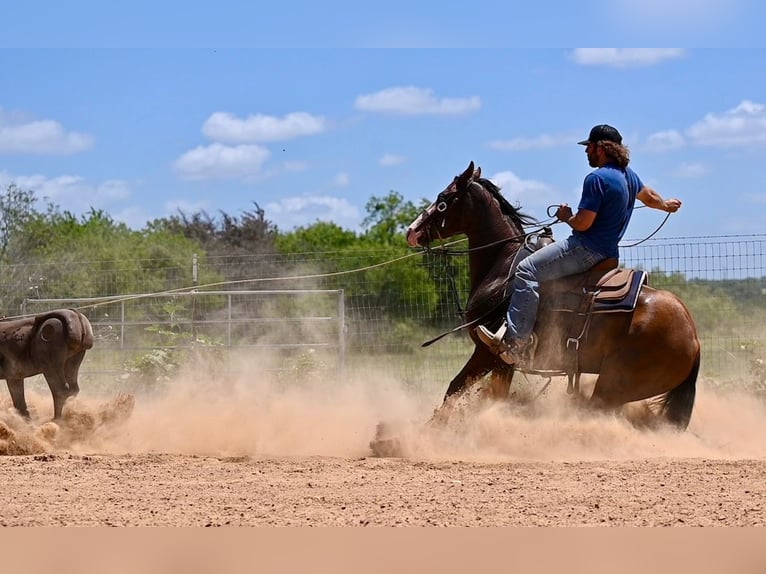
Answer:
[
  {"xmin": 475, "ymin": 166, "xmax": 481, "ymax": 179},
  {"xmin": 458, "ymin": 161, "xmax": 475, "ymax": 185}
]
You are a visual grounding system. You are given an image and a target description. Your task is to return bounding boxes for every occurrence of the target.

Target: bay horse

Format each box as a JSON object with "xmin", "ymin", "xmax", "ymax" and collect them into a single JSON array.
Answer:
[
  {"xmin": 406, "ymin": 161, "xmax": 700, "ymax": 429},
  {"xmin": 0, "ymin": 309, "xmax": 94, "ymax": 420}
]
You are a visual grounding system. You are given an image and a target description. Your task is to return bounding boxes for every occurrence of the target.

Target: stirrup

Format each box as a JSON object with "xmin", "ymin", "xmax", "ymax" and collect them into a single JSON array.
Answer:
[
  {"xmin": 522, "ymin": 332, "xmax": 538, "ymax": 367},
  {"xmin": 496, "ymin": 337, "xmax": 527, "ymax": 365},
  {"xmin": 476, "ymin": 322, "xmax": 508, "ymax": 349},
  {"xmin": 477, "ymin": 325, "xmax": 536, "ymax": 367}
]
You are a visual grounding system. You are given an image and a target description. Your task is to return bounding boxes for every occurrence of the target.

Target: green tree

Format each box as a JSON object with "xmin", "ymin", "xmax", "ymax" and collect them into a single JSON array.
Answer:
[
  {"xmin": 362, "ymin": 191, "xmax": 428, "ymax": 244},
  {"xmin": 148, "ymin": 202, "xmax": 278, "ymax": 255},
  {"xmin": 274, "ymin": 221, "xmax": 359, "ymax": 254},
  {"xmin": 0, "ymin": 183, "xmax": 57, "ymax": 261},
  {"xmin": 0, "ymin": 201, "xmax": 218, "ymax": 315},
  {"xmin": 148, "ymin": 202, "xmax": 280, "ymax": 282},
  {"xmin": 273, "ymin": 192, "xmax": 440, "ymax": 348}
]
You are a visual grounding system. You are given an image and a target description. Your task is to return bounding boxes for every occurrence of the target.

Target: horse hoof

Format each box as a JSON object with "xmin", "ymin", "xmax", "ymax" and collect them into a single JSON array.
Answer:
[
  {"xmin": 369, "ymin": 421, "xmax": 405, "ymax": 457},
  {"xmin": 369, "ymin": 437, "xmax": 403, "ymax": 458}
]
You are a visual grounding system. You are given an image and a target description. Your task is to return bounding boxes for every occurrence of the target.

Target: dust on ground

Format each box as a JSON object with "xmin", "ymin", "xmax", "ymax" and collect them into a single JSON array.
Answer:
[
  {"xmin": 2, "ymin": 368, "xmax": 764, "ymax": 462},
  {"xmin": 1, "ymin": 363, "xmax": 765, "ymax": 526}
]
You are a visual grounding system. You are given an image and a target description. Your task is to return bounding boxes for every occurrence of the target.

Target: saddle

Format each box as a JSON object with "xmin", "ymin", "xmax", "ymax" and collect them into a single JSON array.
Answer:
[
  {"xmin": 513, "ymin": 230, "xmax": 648, "ymax": 393},
  {"xmin": 544, "ymin": 260, "xmax": 647, "ymax": 314},
  {"xmin": 510, "ymin": 230, "xmax": 646, "ymax": 316}
]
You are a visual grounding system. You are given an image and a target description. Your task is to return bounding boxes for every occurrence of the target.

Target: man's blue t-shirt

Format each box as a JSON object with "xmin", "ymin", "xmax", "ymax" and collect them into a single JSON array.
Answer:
[{"xmin": 573, "ymin": 164, "xmax": 644, "ymax": 259}]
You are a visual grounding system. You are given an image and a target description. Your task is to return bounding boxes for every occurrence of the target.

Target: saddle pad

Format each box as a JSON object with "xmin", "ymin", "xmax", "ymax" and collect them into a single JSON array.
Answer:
[
  {"xmin": 595, "ymin": 268, "xmax": 634, "ymax": 301},
  {"xmin": 592, "ymin": 270, "xmax": 647, "ymax": 313}
]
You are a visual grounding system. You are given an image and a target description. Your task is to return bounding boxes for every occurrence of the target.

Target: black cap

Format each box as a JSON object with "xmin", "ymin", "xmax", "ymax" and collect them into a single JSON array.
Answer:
[{"xmin": 578, "ymin": 124, "xmax": 623, "ymax": 146}]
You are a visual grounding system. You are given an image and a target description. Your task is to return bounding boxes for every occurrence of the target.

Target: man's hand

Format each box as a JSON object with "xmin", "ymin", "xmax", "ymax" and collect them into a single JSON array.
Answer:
[
  {"xmin": 555, "ymin": 204, "xmax": 573, "ymax": 221},
  {"xmin": 663, "ymin": 198, "xmax": 682, "ymax": 213},
  {"xmin": 638, "ymin": 187, "xmax": 682, "ymax": 213}
]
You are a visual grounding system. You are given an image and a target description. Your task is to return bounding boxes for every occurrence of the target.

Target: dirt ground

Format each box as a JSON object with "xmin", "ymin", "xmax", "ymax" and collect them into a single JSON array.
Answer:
[{"xmin": 2, "ymin": 372, "xmax": 766, "ymax": 527}]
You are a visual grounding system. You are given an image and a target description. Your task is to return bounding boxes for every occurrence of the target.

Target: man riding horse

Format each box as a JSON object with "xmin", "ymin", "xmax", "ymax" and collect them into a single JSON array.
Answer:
[{"xmin": 477, "ymin": 124, "xmax": 683, "ymax": 365}]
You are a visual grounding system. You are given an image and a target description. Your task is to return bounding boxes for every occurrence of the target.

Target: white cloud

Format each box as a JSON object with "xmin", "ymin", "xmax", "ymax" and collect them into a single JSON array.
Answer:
[
  {"xmin": 489, "ymin": 132, "xmax": 577, "ymax": 151},
  {"xmin": 379, "ymin": 154, "xmax": 406, "ymax": 166},
  {"xmin": 355, "ymin": 86, "xmax": 481, "ymax": 115},
  {"xmin": 490, "ymin": 170, "xmax": 557, "ymax": 210},
  {"xmin": 265, "ymin": 196, "xmax": 361, "ymax": 230},
  {"xmin": 173, "ymin": 143, "xmax": 271, "ymax": 180},
  {"xmin": 646, "ymin": 130, "xmax": 686, "ymax": 151},
  {"xmin": 202, "ymin": 111, "xmax": 327, "ymax": 143},
  {"xmin": 686, "ymin": 100, "xmax": 766, "ymax": 146},
  {"xmin": 672, "ymin": 162, "xmax": 709, "ymax": 178},
  {"xmin": 0, "ymin": 108, "xmax": 93, "ymax": 154},
  {"xmin": 569, "ymin": 48, "xmax": 686, "ymax": 68},
  {"xmin": 0, "ymin": 170, "xmax": 131, "ymax": 214}
]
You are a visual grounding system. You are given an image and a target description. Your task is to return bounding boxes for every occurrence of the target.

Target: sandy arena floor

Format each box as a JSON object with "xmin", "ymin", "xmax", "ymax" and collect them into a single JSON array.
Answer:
[{"xmin": 1, "ymin": 374, "xmax": 765, "ymax": 526}]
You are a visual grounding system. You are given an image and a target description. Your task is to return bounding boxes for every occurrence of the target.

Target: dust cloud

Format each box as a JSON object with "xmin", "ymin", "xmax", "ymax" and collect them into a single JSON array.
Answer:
[{"xmin": 1, "ymin": 360, "xmax": 765, "ymax": 462}]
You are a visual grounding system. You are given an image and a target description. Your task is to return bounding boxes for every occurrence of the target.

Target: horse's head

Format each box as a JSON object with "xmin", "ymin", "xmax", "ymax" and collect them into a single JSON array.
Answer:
[{"xmin": 406, "ymin": 161, "xmax": 481, "ymax": 248}]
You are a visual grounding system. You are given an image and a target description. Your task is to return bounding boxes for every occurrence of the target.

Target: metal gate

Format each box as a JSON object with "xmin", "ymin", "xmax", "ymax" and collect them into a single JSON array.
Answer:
[{"xmin": 22, "ymin": 289, "xmax": 346, "ymax": 385}]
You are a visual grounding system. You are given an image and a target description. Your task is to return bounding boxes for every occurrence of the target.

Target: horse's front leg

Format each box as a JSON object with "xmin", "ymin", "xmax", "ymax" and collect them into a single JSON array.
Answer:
[
  {"xmin": 443, "ymin": 345, "xmax": 496, "ymax": 399},
  {"xmin": 426, "ymin": 346, "xmax": 503, "ymax": 427},
  {"xmin": 486, "ymin": 364, "xmax": 516, "ymax": 401}
]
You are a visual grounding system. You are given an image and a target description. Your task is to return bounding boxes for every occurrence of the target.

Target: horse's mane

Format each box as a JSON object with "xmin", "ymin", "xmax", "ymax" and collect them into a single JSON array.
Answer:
[{"xmin": 476, "ymin": 177, "xmax": 539, "ymax": 229}]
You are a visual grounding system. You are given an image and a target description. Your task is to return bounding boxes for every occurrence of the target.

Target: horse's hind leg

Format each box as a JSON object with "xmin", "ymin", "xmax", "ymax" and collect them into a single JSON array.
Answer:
[
  {"xmin": 5, "ymin": 378, "xmax": 30, "ymax": 419},
  {"xmin": 588, "ymin": 373, "xmax": 668, "ymax": 428},
  {"xmin": 586, "ymin": 366, "xmax": 630, "ymax": 418}
]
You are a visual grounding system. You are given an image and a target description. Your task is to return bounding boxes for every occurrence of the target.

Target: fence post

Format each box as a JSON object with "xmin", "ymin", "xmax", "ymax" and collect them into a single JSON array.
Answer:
[{"xmin": 338, "ymin": 289, "xmax": 346, "ymax": 376}]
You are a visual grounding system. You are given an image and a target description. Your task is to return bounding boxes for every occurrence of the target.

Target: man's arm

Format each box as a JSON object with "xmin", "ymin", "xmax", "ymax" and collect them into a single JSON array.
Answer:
[
  {"xmin": 555, "ymin": 204, "xmax": 597, "ymax": 231},
  {"xmin": 637, "ymin": 186, "xmax": 682, "ymax": 212}
]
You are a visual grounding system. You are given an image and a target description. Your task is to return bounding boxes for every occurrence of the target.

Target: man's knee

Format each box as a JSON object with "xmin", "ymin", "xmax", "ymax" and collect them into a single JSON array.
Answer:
[{"xmin": 516, "ymin": 259, "xmax": 536, "ymax": 281}]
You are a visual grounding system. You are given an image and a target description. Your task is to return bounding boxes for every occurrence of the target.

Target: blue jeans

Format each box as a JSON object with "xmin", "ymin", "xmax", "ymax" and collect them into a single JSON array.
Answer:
[{"xmin": 506, "ymin": 235, "xmax": 605, "ymax": 340}]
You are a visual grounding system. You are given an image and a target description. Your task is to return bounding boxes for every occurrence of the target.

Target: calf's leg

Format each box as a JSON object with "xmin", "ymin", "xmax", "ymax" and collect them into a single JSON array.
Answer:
[{"xmin": 5, "ymin": 378, "xmax": 30, "ymax": 419}]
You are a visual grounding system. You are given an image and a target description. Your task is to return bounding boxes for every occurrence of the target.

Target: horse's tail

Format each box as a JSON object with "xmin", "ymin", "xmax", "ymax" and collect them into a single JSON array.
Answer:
[{"xmin": 660, "ymin": 348, "xmax": 700, "ymax": 430}]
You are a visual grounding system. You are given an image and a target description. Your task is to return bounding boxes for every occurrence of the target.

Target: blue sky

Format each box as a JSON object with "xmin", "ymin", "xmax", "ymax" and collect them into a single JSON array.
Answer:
[{"xmin": 1, "ymin": 3, "xmax": 765, "ymax": 242}]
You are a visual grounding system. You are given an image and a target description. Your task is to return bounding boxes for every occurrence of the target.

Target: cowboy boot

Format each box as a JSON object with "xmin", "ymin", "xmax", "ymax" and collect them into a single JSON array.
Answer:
[{"xmin": 477, "ymin": 323, "xmax": 536, "ymax": 366}]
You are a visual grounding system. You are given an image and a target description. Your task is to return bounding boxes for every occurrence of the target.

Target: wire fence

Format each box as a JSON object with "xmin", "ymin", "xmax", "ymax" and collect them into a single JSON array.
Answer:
[{"xmin": 3, "ymin": 234, "xmax": 765, "ymax": 393}]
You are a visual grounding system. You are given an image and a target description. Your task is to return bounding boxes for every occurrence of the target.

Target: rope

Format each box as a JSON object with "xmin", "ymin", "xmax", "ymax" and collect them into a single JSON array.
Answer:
[
  {"xmin": 424, "ymin": 220, "xmax": 557, "ymax": 256},
  {"xmin": 620, "ymin": 212, "xmax": 671, "ymax": 248},
  {"xmin": 11, "ymin": 204, "xmax": 675, "ymax": 320},
  {"xmin": 10, "ymin": 248, "xmax": 429, "ymax": 320}
]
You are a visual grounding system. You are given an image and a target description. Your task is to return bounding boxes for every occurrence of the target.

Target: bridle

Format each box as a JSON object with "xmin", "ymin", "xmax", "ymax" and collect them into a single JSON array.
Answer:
[{"xmin": 417, "ymin": 179, "xmax": 553, "ymax": 256}]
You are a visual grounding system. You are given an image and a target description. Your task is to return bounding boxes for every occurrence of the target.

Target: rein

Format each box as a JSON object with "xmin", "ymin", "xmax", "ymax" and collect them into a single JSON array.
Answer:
[
  {"xmin": 420, "ymin": 225, "xmax": 552, "ymax": 348},
  {"xmin": 417, "ymin": 187, "xmax": 557, "ymax": 346},
  {"xmin": 423, "ymin": 221, "xmax": 555, "ymax": 256},
  {"xmin": 620, "ymin": 209, "xmax": 672, "ymax": 248},
  {"xmin": 416, "ymin": 167, "xmax": 676, "ymax": 351},
  {"xmin": 421, "ymin": 308, "xmax": 498, "ymax": 347}
]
